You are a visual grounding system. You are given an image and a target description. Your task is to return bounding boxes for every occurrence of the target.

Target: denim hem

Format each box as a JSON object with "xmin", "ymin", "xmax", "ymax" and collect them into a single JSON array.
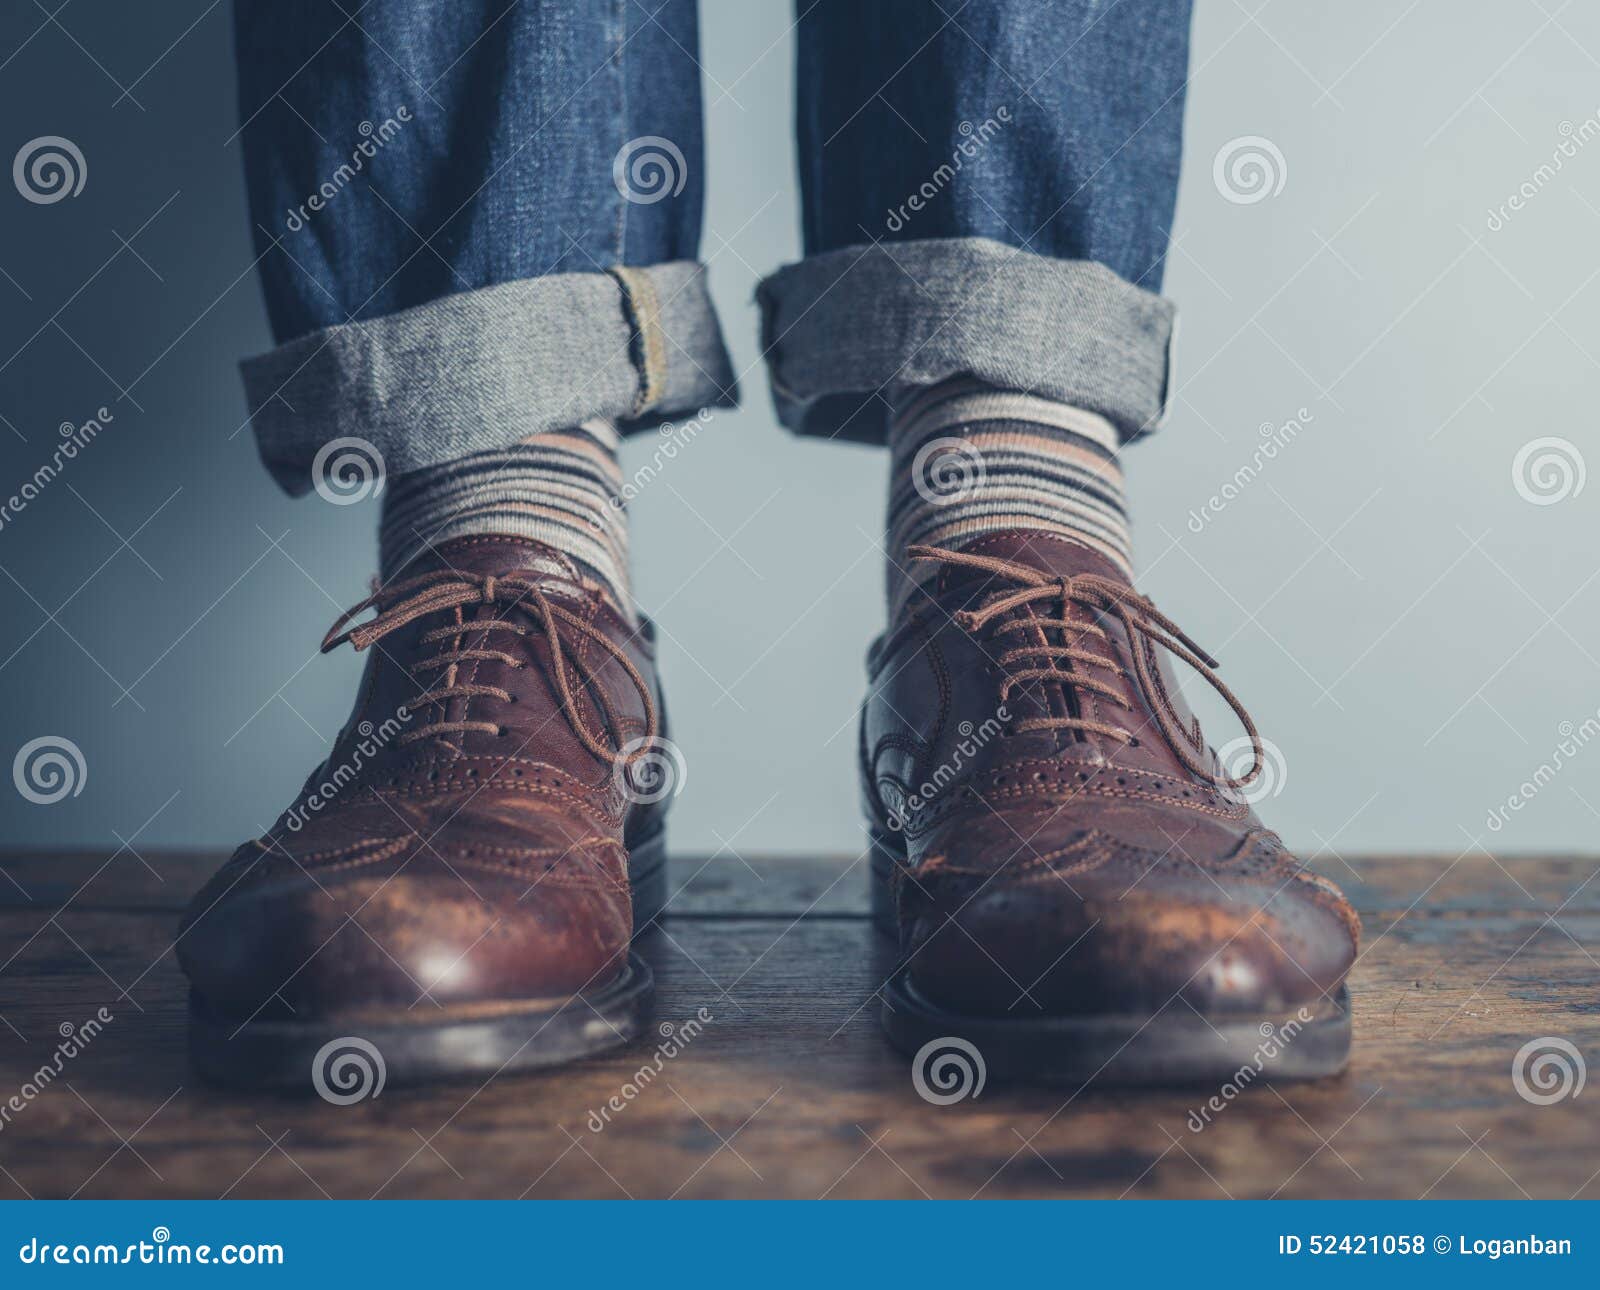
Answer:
[
  {"xmin": 755, "ymin": 237, "xmax": 1174, "ymax": 446},
  {"xmin": 241, "ymin": 261, "xmax": 738, "ymax": 495}
]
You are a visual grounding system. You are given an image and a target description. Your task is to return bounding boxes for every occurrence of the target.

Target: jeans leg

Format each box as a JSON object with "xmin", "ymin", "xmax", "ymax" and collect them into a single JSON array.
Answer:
[
  {"xmin": 235, "ymin": 0, "xmax": 736, "ymax": 495},
  {"xmin": 759, "ymin": 0, "xmax": 1191, "ymax": 444}
]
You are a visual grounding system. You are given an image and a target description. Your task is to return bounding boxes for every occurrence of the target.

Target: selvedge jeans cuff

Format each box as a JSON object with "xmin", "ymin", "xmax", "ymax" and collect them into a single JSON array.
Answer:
[
  {"xmin": 242, "ymin": 261, "xmax": 738, "ymax": 495},
  {"xmin": 756, "ymin": 236, "xmax": 1174, "ymax": 446}
]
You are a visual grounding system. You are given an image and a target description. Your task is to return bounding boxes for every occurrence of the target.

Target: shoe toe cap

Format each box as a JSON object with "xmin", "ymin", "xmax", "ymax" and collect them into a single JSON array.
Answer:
[
  {"xmin": 180, "ymin": 811, "xmax": 631, "ymax": 1017},
  {"xmin": 902, "ymin": 825, "xmax": 1357, "ymax": 1018}
]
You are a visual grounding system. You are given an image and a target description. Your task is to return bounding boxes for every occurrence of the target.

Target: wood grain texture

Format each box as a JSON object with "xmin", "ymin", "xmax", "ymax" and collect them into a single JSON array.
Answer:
[{"xmin": 0, "ymin": 850, "xmax": 1595, "ymax": 1199}]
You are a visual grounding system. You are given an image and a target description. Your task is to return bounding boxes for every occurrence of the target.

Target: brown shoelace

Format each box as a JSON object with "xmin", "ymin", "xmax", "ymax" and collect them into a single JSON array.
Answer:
[
  {"xmin": 907, "ymin": 544, "xmax": 1263, "ymax": 792},
  {"xmin": 322, "ymin": 570, "xmax": 656, "ymax": 763}
]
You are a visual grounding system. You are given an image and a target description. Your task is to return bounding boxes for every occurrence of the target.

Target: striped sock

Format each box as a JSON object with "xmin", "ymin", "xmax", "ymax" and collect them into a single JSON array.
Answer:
[
  {"xmin": 886, "ymin": 378, "xmax": 1132, "ymax": 606},
  {"xmin": 378, "ymin": 418, "xmax": 633, "ymax": 614}
]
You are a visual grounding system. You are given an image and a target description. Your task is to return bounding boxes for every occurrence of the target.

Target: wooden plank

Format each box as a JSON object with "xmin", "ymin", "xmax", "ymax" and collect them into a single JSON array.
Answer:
[
  {"xmin": 4, "ymin": 849, "xmax": 1598, "ymax": 917},
  {"xmin": 0, "ymin": 850, "xmax": 870, "ymax": 918},
  {"xmin": 0, "ymin": 891, "xmax": 1596, "ymax": 1199}
]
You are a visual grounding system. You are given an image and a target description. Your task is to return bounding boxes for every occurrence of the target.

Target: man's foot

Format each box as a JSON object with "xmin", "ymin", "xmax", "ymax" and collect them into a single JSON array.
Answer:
[
  {"xmin": 863, "ymin": 531, "xmax": 1359, "ymax": 1085},
  {"xmin": 179, "ymin": 535, "xmax": 668, "ymax": 1090}
]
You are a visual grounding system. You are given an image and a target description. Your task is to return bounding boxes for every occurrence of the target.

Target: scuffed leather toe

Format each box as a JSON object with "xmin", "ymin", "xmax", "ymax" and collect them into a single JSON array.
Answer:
[
  {"xmin": 901, "ymin": 821, "xmax": 1357, "ymax": 1018},
  {"xmin": 180, "ymin": 813, "xmax": 631, "ymax": 1018}
]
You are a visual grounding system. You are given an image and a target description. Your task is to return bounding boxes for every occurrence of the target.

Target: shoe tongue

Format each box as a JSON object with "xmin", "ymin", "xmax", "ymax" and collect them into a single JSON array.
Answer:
[
  {"xmin": 404, "ymin": 535, "xmax": 580, "ymax": 580},
  {"xmin": 399, "ymin": 536, "xmax": 633, "ymax": 622},
  {"xmin": 946, "ymin": 531, "xmax": 1132, "ymax": 591}
]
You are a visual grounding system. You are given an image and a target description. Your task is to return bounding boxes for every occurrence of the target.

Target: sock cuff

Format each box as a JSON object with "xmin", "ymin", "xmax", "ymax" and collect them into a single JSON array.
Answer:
[
  {"xmin": 377, "ymin": 424, "xmax": 634, "ymax": 619},
  {"xmin": 892, "ymin": 380, "xmax": 1121, "ymax": 456},
  {"xmin": 885, "ymin": 381, "xmax": 1134, "ymax": 608}
]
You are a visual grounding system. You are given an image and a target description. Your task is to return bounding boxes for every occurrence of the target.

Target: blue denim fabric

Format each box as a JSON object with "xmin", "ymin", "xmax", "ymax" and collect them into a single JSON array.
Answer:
[
  {"xmin": 796, "ymin": 0, "xmax": 1192, "ymax": 291},
  {"xmin": 235, "ymin": 0, "xmax": 707, "ymax": 341},
  {"xmin": 235, "ymin": 0, "xmax": 1193, "ymax": 484}
]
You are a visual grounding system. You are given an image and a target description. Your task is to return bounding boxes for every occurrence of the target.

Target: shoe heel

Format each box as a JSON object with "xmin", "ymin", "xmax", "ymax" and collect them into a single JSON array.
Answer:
[
  {"xmin": 628, "ymin": 828, "xmax": 668, "ymax": 934},
  {"xmin": 869, "ymin": 830, "xmax": 904, "ymax": 940}
]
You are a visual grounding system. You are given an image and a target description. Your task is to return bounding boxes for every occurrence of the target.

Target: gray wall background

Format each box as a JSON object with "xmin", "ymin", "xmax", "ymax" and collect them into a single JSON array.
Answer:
[{"xmin": 2, "ymin": 2, "xmax": 1597, "ymax": 866}]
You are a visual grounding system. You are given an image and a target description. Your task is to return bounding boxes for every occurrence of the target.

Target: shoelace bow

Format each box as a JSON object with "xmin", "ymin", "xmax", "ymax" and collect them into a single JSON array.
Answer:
[
  {"xmin": 906, "ymin": 544, "xmax": 1264, "ymax": 793},
  {"xmin": 322, "ymin": 569, "xmax": 656, "ymax": 764}
]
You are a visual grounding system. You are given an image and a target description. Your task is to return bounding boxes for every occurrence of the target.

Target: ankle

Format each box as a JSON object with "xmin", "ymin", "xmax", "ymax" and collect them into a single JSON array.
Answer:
[
  {"xmin": 376, "ymin": 421, "xmax": 635, "ymax": 618},
  {"xmin": 885, "ymin": 378, "xmax": 1132, "ymax": 612}
]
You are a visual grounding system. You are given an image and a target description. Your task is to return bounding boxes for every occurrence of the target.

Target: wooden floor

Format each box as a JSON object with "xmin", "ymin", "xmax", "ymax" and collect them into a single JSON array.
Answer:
[{"xmin": 0, "ymin": 849, "xmax": 1595, "ymax": 1199}]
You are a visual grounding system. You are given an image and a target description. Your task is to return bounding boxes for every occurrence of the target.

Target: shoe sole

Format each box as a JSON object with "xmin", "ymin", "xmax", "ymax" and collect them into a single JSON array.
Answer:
[
  {"xmin": 870, "ymin": 833, "xmax": 1352, "ymax": 1086},
  {"xmin": 187, "ymin": 830, "xmax": 666, "ymax": 1092}
]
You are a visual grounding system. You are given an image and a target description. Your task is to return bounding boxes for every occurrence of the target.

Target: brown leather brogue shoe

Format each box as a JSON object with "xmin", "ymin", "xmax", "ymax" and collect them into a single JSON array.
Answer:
[
  {"xmin": 864, "ymin": 531, "xmax": 1359, "ymax": 1084},
  {"xmin": 180, "ymin": 535, "xmax": 672, "ymax": 1088}
]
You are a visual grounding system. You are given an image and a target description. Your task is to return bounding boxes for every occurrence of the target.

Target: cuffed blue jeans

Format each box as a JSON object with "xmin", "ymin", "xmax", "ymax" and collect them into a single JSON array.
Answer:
[{"xmin": 235, "ymin": 0, "xmax": 1191, "ymax": 495}]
